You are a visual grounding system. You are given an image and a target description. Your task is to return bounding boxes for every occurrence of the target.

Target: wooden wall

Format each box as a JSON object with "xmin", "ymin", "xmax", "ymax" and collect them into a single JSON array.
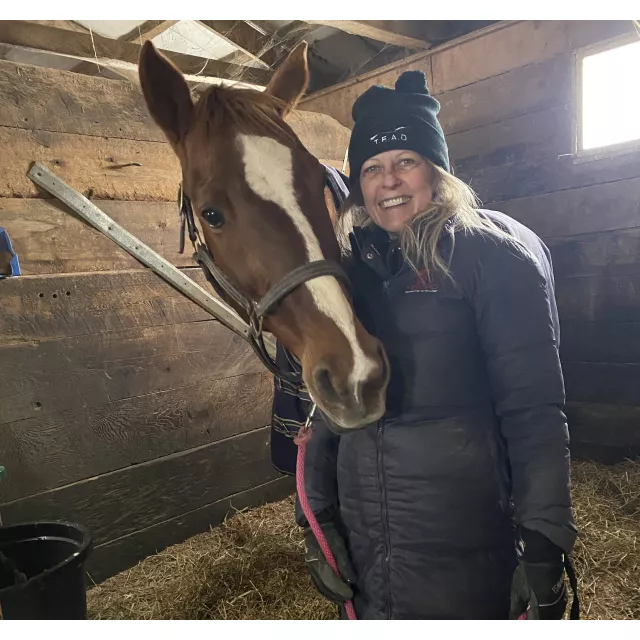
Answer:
[
  {"xmin": 0, "ymin": 60, "xmax": 350, "ymax": 582},
  {"xmin": 301, "ymin": 20, "xmax": 640, "ymax": 463}
]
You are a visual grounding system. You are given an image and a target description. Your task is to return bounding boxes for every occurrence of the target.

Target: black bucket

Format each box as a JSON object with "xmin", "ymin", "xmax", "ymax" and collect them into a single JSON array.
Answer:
[{"xmin": 0, "ymin": 521, "xmax": 92, "ymax": 620}]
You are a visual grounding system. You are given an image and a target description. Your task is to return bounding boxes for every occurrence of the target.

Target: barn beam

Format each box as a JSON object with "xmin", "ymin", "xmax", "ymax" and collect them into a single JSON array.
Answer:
[
  {"xmin": 304, "ymin": 20, "xmax": 431, "ymax": 49},
  {"xmin": 211, "ymin": 20, "xmax": 313, "ymax": 73},
  {"xmin": 197, "ymin": 20, "xmax": 274, "ymax": 69},
  {"xmin": 119, "ymin": 20, "xmax": 179, "ymax": 43},
  {"xmin": 0, "ymin": 20, "xmax": 269, "ymax": 85}
]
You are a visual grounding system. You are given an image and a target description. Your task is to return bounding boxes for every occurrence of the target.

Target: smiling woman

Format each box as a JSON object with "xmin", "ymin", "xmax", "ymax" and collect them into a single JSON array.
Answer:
[{"xmin": 296, "ymin": 69, "xmax": 581, "ymax": 621}]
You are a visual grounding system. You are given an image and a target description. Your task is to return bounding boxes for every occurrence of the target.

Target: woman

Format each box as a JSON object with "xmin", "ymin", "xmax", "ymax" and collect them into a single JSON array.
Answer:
[{"xmin": 295, "ymin": 70, "xmax": 578, "ymax": 620}]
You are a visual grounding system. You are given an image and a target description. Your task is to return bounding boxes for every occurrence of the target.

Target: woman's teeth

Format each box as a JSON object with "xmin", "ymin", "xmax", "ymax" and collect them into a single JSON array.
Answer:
[{"xmin": 380, "ymin": 197, "xmax": 411, "ymax": 209}]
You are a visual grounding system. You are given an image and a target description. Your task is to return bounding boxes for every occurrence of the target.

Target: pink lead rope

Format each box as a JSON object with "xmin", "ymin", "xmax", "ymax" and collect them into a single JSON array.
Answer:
[{"xmin": 294, "ymin": 403, "xmax": 357, "ymax": 620}]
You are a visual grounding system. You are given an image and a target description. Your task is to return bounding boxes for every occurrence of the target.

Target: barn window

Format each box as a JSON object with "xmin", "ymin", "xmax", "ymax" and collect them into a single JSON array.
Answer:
[{"xmin": 576, "ymin": 34, "xmax": 640, "ymax": 155}]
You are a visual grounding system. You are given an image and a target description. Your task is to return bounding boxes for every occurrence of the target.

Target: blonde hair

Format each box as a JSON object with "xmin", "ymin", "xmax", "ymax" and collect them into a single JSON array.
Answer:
[{"xmin": 336, "ymin": 158, "xmax": 515, "ymax": 281}]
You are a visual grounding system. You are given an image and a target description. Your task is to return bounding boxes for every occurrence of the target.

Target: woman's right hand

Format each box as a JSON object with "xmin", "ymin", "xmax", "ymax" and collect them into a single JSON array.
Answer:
[{"xmin": 304, "ymin": 521, "xmax": 357, "ymax": 603}]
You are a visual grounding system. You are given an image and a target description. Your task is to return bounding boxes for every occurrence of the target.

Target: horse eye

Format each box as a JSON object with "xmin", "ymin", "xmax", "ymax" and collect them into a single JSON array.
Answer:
[{"xmin": 202, "ymin": 208, "xmax": 225, "ymax": 229}]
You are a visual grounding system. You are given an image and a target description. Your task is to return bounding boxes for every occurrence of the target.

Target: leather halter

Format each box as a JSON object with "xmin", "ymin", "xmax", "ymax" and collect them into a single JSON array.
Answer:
[{"xmin": 178, "ymin": 166, "xmax": 350, "ymax": 382}]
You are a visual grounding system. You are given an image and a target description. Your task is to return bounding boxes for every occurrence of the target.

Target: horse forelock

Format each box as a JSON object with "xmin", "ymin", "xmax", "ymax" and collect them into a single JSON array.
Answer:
[{"xmin": 194, "ymin": 85, "xmax": 297, "ymax": 147}]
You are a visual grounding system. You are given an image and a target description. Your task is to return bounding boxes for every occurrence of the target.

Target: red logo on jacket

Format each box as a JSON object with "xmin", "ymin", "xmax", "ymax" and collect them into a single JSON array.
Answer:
[{"xmin": 405, "ymin": 267, "xmax": 438, "ymax": 293}]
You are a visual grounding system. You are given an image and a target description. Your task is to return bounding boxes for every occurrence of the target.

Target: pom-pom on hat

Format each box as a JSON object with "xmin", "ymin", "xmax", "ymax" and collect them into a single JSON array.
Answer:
[{"xmin": 347, "ymin": 70, "xmax": 450, "ymax": 182}]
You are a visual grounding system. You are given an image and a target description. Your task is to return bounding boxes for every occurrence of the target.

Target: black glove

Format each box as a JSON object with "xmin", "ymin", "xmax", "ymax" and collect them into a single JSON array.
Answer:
[
  {"xmin": 304, "ymin": 520, "xmax": 357, "ymax": 604},
  {"xmin": 509, "ymin": 529, "xmax": 568, "ymax": 620}
]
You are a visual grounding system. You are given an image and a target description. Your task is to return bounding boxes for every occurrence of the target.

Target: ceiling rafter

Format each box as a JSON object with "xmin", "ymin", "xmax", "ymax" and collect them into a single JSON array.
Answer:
[
  {"xmin": 0, "ymin": 20, "xmax": 269, "ymax": 86},
  {"xmin": 119, "ymin": 21, "xmax": 179, "ymax": 43},
  {"xmin": 304, "ymin": 20, "xmax": 431, "ymax": 50}
]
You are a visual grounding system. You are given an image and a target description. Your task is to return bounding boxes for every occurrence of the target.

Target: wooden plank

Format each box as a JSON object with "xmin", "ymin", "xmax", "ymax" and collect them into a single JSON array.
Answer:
[
  {"xmin": 305, "ymin": 20, "xmax": 430, "ymax": 49},
  {"xmin": 560, "ymin": 322, "xmax": 640, "ymax": 364},
  {"xmin": 0, "ymin": 268, "xmax": 215, "ymax": 344},
  {"xmin": 198, "ymin": 20, "xmax": 274, "ymax": 69},
  {"xmin": 555, "ymin": 273, "xmax": 640, "ymax": 324},
  {"xmin": 431, "ymin": 20, "xmax": 634, "ymax": 94},
  {"xmin": 468, "ymin": 152, "xmax": 640, "ymax": 205},
  {"xmin": 438, "ymin": 54, "xmax": 570, "ymax": 136},
  {"xmin": 547, "ymin": 228, "xmax": 640, "ymax": 279},
  {"xmin": 0, "ymin": 60, "xmax": 165, "ymax": 141},
  {"xmin": 287, "ymin": 110, "xmax": 350, "ymax": 163},
  {"xmin": 565, "ymin": 402, "xmax": 640, "ymax": 450},
  {"xmin": 0, "ymin": 126, "xmax": 180, "ymax": 200},
  {"xmin": 120, "ymin": 21, "xmax": 178, "ymax": 43},
  {"xmin": 0, "ymin": 320, "xmax": 264, "ymax": 424},
  {"xmin": 0, "ymin": 21, "xmax": 269, "ymax": 85},
  {"xmin": 301, "ymin": 50, "xmax": 570, "ymax": 133},
  {"xmin": 570, "ymin": 440, "xmax": 639, "ymax": 464},
  {"xmin": 484, "ymin": 175, "xmax": 640, "ymax": 238},
  {"xmin": 448, "ymin": 104, "xmax": 571, "ymax": 174},
  {"xmin": 0, "ymin": 427, "xmax": 281, "ymax": 545},
  {"xmin": 563, "ymin": 362, "xmax": 640, "ymax": 406},
  {"xmin": 86, "ymin": 476, "xmax": 295, "ymax": 584},
  {"xmin": 0, "ymin": 198, "xmax": 194, "ymax": 275},
  {"xmin": 300, "ymin": 62, "xmax": 434, "ymax": 130},
  {"xmin": 0, "ymin": 59, "xmax": 350, "ymax": 171},
  {"xmin": 0, "ymin": 372, "xmax": 274, "ymax": 502}
]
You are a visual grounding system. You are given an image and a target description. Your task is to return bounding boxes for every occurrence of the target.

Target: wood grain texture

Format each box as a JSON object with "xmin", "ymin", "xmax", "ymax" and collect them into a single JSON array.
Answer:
[
  {"xmin": 438, "ymin": 55, "xmax": 570, "ymax": 136},
  {"xmin": 0, "ymin": 125, "xmax": 180, "ymax": 200},
  {"xmin": 0, "ymin": 372, "xmax": 274, "ymax": 501},
  {"xmin": 565, "ymin": 402, "xmax": 640, "ymax": 450},
  {"xmin": 0, "ymin": 427, "xmax": 281, "ymax": 545},
  {"xmin": 0, "ymin": 320, "xmax": 264, "ymax": 424},
  {"xmin": 0, "ymin": 268, "xmax": 215, "ymax": 344},
  {"xmin": 570, "ymin": 441, "xmax": 639, "ymax": 464},
  {"xmin": 485, "ymin": 175, "xmax": 640, "ymax": 239},
  {"xmin": 86, "ymin": 476, "xmax": 295, "ymax": 584},
  {"xmin": 466, "ymin": 151, "xmax": 640, "ymax": 205},
  {"xmin": 448, "ymin": 104, "xmax": 571, "ymax": 174},
  {"xmin": 560, "ymin": 322, "xmax": 640, "ymax": 364},
  {"xmin": 0, "ymin": 198, "xmax": 196, "ymax": 274},
  {"xmin": 299, "ymin": 21, "xmax": 634, "ymax": 131},
  {"xmin": 0, "ymin": 59, "xmax": 350, "ymax": 159},
  {"xmin": 556, "ymin": 273, "xmax": 640, "ymax": 324},
  {"xmin": 547, "ymin": 228, "xmax": 640, "ymax": 279},
  {"xmin": 431, "ymin": 20, "xmax": 633, "ymax": 93},
  {"xmin": 563, "ymin": 362, "xmax": 640, "ymax": 406}
]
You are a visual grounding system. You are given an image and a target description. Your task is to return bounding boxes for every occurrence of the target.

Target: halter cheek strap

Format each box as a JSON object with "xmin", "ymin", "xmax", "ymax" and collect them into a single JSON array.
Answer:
[{"xmin": 178, "ymin": 166, "xmax": 351, "ymax": 383}]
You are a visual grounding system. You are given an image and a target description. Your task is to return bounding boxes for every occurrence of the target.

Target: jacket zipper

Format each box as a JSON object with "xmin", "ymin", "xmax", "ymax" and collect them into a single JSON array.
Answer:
[{"xmin": 377, "ymin": 419, "xmax": 392, "ymax": 619}]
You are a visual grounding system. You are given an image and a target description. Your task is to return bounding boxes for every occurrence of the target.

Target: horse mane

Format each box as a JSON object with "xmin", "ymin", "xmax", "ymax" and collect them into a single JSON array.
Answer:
[{"xmin": 194, "ymin": 85, "xmax": 298, "ymax": 147}]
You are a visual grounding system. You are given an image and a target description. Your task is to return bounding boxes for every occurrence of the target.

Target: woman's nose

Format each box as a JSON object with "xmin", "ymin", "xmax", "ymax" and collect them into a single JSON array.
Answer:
[{"xmin": 381, "ymin": 167, "xmax": 402, "ymax": 188}]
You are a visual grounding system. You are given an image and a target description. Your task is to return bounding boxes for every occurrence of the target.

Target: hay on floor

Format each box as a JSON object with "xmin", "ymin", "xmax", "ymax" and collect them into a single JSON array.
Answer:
[
  {"xmin": 87, "ymin": 495, "xmax": 337, "ymax": 620},
  {"xmin": 87, "ymin": 459, "xmax": 640, "ymax": 620}
]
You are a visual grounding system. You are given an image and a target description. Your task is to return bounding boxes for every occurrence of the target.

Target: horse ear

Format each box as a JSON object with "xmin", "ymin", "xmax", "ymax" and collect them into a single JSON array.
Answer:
[
  {"xmin": 265, "ymin": 41, "xmax": 309, "ymax": 115},
  {"xmin": 139, "ymin": 41, "xmax": 193, "ymax": 148}
]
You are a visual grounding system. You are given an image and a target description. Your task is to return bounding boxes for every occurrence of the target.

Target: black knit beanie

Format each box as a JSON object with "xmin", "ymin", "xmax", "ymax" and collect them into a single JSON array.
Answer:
[{"xmin": 348, "ymin": 70, "xmax": 449, "ymax": 183}]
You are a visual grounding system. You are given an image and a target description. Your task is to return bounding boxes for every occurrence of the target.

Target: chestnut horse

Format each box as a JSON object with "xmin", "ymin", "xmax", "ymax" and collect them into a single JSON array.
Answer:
[{"xmin": 138, "ymin": 41, "xmax": 389, "ymax": 430}]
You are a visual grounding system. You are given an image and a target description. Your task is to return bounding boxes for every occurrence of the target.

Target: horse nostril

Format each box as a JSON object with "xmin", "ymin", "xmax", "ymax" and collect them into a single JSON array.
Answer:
[{"xmin": 313, "ymin": 365, "xmax": 340, "ymax": 403}]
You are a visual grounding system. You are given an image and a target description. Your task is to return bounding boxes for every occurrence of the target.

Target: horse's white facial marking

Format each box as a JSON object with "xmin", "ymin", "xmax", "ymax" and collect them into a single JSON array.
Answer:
[{"xmin": 238, "ymin": 133, "xmax": 376, "ymax": 391}]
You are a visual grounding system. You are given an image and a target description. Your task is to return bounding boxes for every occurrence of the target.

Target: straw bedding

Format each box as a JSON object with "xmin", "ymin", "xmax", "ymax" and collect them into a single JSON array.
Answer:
[{"xmin": 87, "ymin": 459, "xmax": 640, "ymax": 620}]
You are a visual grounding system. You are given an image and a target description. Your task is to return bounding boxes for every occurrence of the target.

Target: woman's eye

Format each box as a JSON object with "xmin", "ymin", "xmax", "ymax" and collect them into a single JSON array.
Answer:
[
  {"xmin": 202, "ymin": 208, "xmax": 225, "ymax": 229},
  {"xmin": 363, "ymin": 165, "xmax": 379, "ymax": 175},
  {"xmin": 399, "ymin": 158, "xmax": 415, "ymax": 166}
]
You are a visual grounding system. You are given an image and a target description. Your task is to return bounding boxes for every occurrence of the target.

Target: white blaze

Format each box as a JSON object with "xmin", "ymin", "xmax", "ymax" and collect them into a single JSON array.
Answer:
[{"xmin": 238, "ymin": 133, "xmax": 376, "ymax": 389}]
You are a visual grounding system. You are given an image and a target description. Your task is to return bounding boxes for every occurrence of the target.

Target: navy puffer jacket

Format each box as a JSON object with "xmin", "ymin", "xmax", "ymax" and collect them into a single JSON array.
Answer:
[{"xmin": 295, "ymin": 209, "xmax": 577, "ymax": 619}]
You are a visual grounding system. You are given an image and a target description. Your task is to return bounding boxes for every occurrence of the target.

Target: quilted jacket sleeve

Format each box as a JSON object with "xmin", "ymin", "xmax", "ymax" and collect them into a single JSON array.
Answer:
[{"xmin": 467, "ymin": 234, "xmax": 578, "ymax": 553}]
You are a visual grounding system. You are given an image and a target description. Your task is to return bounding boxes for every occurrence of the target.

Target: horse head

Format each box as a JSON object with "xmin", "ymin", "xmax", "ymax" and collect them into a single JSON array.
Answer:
[{"xmin": 138, "ymin": 41, "xmax": 389, "ymax": 430}]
